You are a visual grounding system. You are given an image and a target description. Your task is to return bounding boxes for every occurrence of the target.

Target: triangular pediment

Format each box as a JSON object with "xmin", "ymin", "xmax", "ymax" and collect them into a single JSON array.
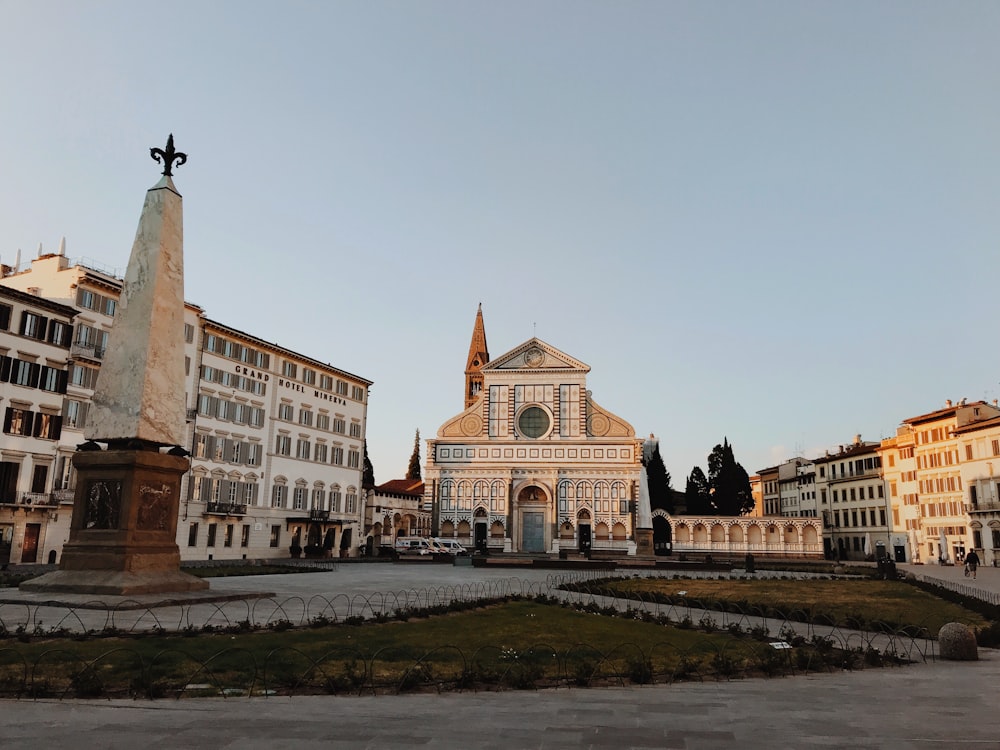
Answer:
[{"xmin": 481, "ymin": 337, "xmax": 590, "ymax": 373}]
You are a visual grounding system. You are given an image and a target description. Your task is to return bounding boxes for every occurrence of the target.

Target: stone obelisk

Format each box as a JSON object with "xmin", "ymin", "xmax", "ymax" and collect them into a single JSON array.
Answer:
[
  {"xmin": 633, "ymin": 434, "xmax": 657, "ymax": 558},
  {"xmin": 22, "ymin": 135, "xmax": 208, "ymax": 595}
]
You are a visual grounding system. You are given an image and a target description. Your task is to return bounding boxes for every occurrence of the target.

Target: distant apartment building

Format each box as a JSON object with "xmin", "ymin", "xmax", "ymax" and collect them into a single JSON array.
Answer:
[
  {"xmin": 879, "ymin": 400, "xmax": 1000, "ymax": 565},
  {"xmin": 814, "ymin": 436, "xmax": 891, "ymax": 561},
  {"xmin": 0, "ymin": 284, "xmax": 78, "ymax": 566},
  {"xmin": 0, "ymin": 248, "xmax": 371, "ymax": 563},
  {"xmin": 364, "ymin": 478, "xmax": 430, "ymax": 554},
  {"xmin": 758, "ymin": 464, "xmax": 779, "ymax": 515}
]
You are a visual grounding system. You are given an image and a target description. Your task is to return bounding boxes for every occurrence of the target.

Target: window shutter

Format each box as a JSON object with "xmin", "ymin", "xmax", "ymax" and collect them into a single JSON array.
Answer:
[
  {"xmin": 57, "ymin": 369, "xmax": 68, "ymax": 394},
  {"xmin": 0, "ymin": 356, "xmax": 10, "ymax": 383},
  {"xmin": 28, "ymin": 362, "xmax": 40, "ymax": 388},
  {"xmin": 23, "ymin": 411, "xmax": 34, "ymax": 436},
  {"xmin": 51, "ymin": 415, "xmax": 62, "ymax": 441},
  {"xmin": 2, "ymin": 408, "xmax": 11, "ymax": 433}
]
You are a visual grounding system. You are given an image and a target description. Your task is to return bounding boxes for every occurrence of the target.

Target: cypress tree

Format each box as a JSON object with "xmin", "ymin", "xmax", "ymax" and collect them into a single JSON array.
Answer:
[{"xmin": 406, "ymin": 429, "xmax": 422, "ymax": 481}]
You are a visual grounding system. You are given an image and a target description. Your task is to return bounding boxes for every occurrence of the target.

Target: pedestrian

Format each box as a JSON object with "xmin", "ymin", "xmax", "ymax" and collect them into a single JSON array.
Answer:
[{"xmin": 965, "ymin": 549, "xmax": 981, "ymax": 579}]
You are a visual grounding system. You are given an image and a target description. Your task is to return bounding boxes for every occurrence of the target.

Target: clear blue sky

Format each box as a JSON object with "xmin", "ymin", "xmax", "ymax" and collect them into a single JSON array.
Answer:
[{"xmin": 2, "ymin": 2, "xmax": 999, "ymax": 485}]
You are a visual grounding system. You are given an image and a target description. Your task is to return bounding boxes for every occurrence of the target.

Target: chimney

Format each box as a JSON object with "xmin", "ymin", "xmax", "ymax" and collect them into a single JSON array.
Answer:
[
  {"xmin": 854, "ymin": 434, "xmax": 861, "ymax": 445},
  {"xmin": 946, "ymin": 399, "xmax": 953, "ymax": 407}
]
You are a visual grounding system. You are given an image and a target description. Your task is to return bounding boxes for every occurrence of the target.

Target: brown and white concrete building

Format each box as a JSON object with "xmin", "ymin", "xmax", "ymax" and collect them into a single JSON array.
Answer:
[{"xmin": 0, "ymin": 247, "xmax": 371, "ymax": 562}]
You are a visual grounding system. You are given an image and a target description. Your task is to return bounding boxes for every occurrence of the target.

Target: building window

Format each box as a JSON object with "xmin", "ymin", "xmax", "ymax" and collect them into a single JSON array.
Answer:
[
  {"xmin": 31, "ymin": 464, "xmax": 48, "ymax": 493},
  {"xmin": 282, "ymin": 361, "xmax": 297, "ymax": 378},
  {"xmin": 271, "ymin": 483, "xmax": 287, "ymax": 508},
  {"xmin": 346, "ymin": 491, "xmax": 357, "ymax": 514},
  {"xmin": 0, "ymin": 304, "xmax": 10, "ymax": 330},
  {"xmin": 207, "ymin": 523, "xmax": 217, "ymax": 547},
  {"xmin": 241, "ymin": 524, "xmax": 250, "ymax": 547},
  {"xmin": 336, "ymin": 380, "xmax": 348, "ymax": 395},
  {"xmin": 3, "ymin": 407, "xmax": 32, "ymax": 436},
  {"xmin": 311, "ymin": 487, "xmax": 326, "ymax": 510},
  {"xmin": 330, "ymin": 488, "xmax": 342, "ymax": 513},
  {"xmin": 314, "ymin": 443, "xmax": 328, "ymax": 463},
  {"xmin": 278, "ymin": 403, "xmax": 294, "ymax": 421},
  {"xmin": 299, "ymin": 409, "xmax": 313, "ymax": 426},
  {"xmin": 187, "ymin": 523, "xmax": 199, "ymax": 547},
  {"xmin": 269, "ymin": 525, "xmax": 281, "ymax": 548},
  {"xmin": 296, "ymin": 439, "xmax": 311, "ymax": 459},
  {"xmin": 293, "ymin": 486, "xmax": 306, "ymax": 510},
  {"xmin": 224, "ymin": 524, "xmax": 234, "ymax": 547},
  {"xmin": 276, "ymin": 434, "xmax": 291, "ymax": 456},
  {"xmin": 302, "ymin": 368, "xmax": 316, "ymax": 386},
  {"xmin": 320, "ymin": 374, "xmax": 333, "ymax": 391},
  {"xmin": 351, "ymin": 385, "xmax": 365, "ymax": 401},
  {"xmin": 347, "ymin": 449, "xmax": 360, "ymax": 468},
  {"xmin": 20, "ymin": 312, "xmax": 47, "ymax": 340},
  {"xmin": 48, "ymin": 320, "xmax": 71, "ymax": 347},
  {"xmin": 247, "ymin": 443, "xmax": 261, "ymax": 466},
  {"xmin": 316, "ymin": 413, "xmax": 330, "ymax": 430},
  {"xmin": 349, "ymin": 422, "xmax": 362, "ymax": 438},
  {"xmin": 332, "ymin": 447, "xmax": 344, "ymax": 465}
]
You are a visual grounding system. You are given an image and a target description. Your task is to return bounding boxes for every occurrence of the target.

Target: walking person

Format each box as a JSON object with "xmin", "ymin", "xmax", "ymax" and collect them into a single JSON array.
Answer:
[{"xmin": 965, "ymin": 549, "xmax": 981, "ymax": 579}]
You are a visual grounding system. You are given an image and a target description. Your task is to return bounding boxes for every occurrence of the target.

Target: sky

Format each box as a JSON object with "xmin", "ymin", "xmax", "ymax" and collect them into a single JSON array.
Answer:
[{"xmin": 2, "ymin": 1, "xmax": 999, "ymax": 485}]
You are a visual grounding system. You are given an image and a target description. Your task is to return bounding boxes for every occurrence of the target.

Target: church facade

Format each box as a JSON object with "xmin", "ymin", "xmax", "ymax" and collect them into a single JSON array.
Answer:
[{"xmin": 423, "ymin": 308, "xmax": 643, "ymax": 555}]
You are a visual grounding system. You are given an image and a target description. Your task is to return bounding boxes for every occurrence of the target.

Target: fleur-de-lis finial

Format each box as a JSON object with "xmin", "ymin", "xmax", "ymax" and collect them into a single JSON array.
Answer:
[{"xmin": 150, "ymin": 134, "xmax": 187, "ymax": 177}]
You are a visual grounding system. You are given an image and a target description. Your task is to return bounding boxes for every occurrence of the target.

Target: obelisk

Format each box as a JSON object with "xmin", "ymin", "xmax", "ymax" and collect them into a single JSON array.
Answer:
[
  {"xmin": 633, "ymin": 434, "xmax": 657, "ymax": 557},
  {"xmin": 22, "ymin": 135, "xmax": 208, "ymax": 594}
]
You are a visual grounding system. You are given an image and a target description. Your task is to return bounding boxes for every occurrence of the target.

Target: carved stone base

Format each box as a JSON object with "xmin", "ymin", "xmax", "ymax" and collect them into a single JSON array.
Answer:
[
  {"xmin": 20, "ymin": 448, "xmax": 208, "ymax": 595},
  {"xmin": 633, "ymin": 527, "xmax": 655, "ymax": 559}
]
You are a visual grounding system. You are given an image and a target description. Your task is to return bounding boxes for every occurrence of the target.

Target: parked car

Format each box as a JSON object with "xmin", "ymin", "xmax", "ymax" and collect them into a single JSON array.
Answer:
[
  {"xmin": 394, "ymin": 537, "xmax": 447, "ymax": 556},
  {"xmin": 432, "ymin": 538, "xmax": 468, "ymax": 555}
]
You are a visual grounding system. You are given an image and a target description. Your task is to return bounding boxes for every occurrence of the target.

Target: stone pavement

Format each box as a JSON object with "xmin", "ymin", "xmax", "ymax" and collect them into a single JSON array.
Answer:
[{"xmin": 1, "ymin": 560, "xmax": 997, "ymax": 749}]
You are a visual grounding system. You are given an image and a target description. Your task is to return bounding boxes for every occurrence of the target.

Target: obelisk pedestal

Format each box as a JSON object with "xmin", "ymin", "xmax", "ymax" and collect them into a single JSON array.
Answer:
[{"xmin": 21, "ymin": 135, "xmax": 207, "ymax": 595}]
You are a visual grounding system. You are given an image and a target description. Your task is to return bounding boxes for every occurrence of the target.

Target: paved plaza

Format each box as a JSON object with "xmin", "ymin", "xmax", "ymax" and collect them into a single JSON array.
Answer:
[{"xmin": 1, "ymin": 560, "xmax": 998, "ymax": 749}]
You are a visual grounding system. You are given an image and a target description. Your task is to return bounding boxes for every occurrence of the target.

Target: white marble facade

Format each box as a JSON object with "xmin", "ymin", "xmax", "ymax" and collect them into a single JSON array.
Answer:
[{"xmin": 425, "ymin": 335, "xmax": 642, "ymax": 555}]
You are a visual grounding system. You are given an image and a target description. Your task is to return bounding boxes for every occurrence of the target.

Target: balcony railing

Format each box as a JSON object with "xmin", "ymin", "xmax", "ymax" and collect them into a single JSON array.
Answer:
[
  {"xmin": 51, "ymin": 489, "xmax": 75, "ymax": 504},
  {"xmin": 0, "ymin": 493, "xmax": 59, "ymax": 508},
  {"xmin": 309, "ymin": 509, "xmax": 331, "ymax": 520},
  {"xmin": 205, "ymin": 502, "xmax": 247, "ymax": 516},
  {"xmin": 826, "ymin": 467, "xmax": 882, "ymax": 484},
  {"xmin": 70, "ymin": 341, "xmax": 106, "ymax": 360}
]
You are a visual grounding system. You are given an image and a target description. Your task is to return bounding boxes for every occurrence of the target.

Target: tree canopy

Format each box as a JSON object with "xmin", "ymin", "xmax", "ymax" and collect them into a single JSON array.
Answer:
[
  {"xmin": 646, "ymin": 441, "xmax": 674, "ymax": 512},
  {"xmin": 684, "ymin": 466, "xmax": 711, "ymax": 515},
  {"xmin": 706, "ymin": 438, "xmax": 754, "ymax": 515},
  {"xmin": 406, "ymin": 429, "xmax": 422, "ymax": 481}
]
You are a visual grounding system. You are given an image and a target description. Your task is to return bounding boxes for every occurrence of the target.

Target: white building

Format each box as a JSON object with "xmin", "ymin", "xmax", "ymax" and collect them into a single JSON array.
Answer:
[
  {"xmin": 1, "ymin": 248, "xmax": 371, "ymax": 562},
  {"xmin": 813, "ymin": 436, "xmax": 891, "ymax": 561},
  {"xmin": 0, "ymin": 283, "xmax": 78, "ymax": 565},
  {"xmin": 424, "ymin": 308, "xmax": 642, "ymax": 555}
]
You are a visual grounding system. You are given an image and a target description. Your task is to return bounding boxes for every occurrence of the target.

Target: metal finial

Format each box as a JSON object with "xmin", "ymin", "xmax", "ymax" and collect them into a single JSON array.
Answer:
[{"xmin": 150, "ymin": 133, "xmax": 187, "ymax": 177}]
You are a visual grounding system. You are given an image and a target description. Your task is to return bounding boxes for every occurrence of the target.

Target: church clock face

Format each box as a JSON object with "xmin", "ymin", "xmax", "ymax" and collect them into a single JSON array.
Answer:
[{"xmin": 517, "ymin": 405, "xmax": 551, "ymax": 439}]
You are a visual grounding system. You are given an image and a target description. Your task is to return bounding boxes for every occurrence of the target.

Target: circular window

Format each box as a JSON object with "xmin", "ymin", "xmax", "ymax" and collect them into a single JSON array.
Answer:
[{"xmin": 518, "ymin": 406, "xmax": 550, "ymax": 439}]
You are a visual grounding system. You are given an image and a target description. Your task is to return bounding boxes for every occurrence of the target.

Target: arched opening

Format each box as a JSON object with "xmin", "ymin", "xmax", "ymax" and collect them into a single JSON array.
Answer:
[
  {"xmin": 652, "ymin": 515, "xmax": 672, "ymax": 555},
  {"xmin": 711, "ymin": 524, "xmax": 726, "ymax": 543},
  {"xmin": 728, "ymin": 525, "xmax": 745, "ymax": 544},
  {"xmin": 693, "ymin": 524, "xmax": 708, "ymax": 543},
  {"xmin": 747, "ymin": 525, "xmax": 762, "ymax": 545}
]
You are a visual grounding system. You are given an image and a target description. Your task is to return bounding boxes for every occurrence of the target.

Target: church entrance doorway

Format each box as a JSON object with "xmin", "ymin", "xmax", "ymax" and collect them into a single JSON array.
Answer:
[
  {"xmin": 474, "ymin": 522, "xmax": 487, "ymax": 554},
  {"xmin": 522, "ymin": 512, "xmax": 544, "ymax": 553}
]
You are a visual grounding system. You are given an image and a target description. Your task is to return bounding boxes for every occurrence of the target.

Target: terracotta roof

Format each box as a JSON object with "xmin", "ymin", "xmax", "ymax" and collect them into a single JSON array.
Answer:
[
  {"xmin": 953, "ymin": 414, "xmax": 1000, "ymax": 435},
  {"xmin": 902, "ymin": 400, "xmax": 992, "ymax": 426},
  {"xmin": 811, "ymin": 441, "xmax": 880, "ymax": 464},
  {"xmin": 375, "ymin": 479, "xmax": 424, "ymax": 497}
]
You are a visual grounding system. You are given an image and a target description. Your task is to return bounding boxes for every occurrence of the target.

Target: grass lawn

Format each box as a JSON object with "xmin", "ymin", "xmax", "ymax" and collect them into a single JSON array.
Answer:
[
  {"xmin": 0, "ymin": 599, "xmax": 826, "ymax": 698},
  {"xmin": 569, "ymin": 577, "xmax": 988, "ymax": 633}
]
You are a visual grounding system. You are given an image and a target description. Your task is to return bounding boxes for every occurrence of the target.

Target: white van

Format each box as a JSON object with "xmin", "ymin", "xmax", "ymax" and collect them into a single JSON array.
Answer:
[
  {"xmin": 394, "ymin": 537, "xmax": 446, "ymax": 556},
  {"xmin": 432, "ymin": 538, "xmax": 468, "ymax": 555}
]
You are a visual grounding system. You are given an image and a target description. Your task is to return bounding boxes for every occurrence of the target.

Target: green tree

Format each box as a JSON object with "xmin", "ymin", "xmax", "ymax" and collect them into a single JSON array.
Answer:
[
  {"xmin": 707, "ymin": 438, "xmax": 754, "ymax": 516},
  {"xmin": 406, "ymin": 429, "xmax": 422, "ymax": 481},
  {"xmin": 684, "ymin": 466, "xmax": 711, "ymax": 515},
  {"xmin": 646, "ymin": 441, "xmax": 674, "ymax": 513},
  {"xmin": 362, "ymin": 439, "xmax": 376, "ymax": 488}
]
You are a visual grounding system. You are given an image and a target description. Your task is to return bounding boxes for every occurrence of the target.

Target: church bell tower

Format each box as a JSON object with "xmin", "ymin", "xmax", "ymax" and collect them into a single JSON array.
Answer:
[{"xmin": 465, "ymin": 303, "xmax": 489, "ymax": 408}]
